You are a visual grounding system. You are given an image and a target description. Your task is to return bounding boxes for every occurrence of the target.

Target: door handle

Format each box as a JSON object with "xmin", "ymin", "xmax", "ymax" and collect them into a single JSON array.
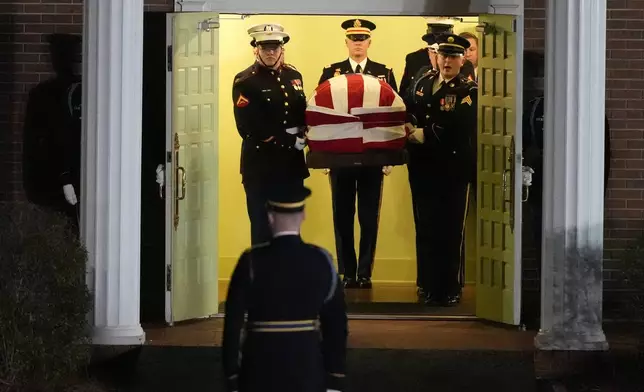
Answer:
[
  {"xmin": 177, "ymin": 167, "xmax": 186, "ymax": 200},
  {"xmin": 504, "ymin": 136, "xmax": 516, "ymax": 232},
  {"xmin": 173, "ymin": 133, "xmax": 182, "ymax": 230}
]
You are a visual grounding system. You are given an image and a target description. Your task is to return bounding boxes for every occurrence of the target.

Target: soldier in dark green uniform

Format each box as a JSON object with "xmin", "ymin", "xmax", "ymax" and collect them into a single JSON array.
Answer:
[
  {"xmin": 232, "ymin": 23, "xmax": 310, "ymax": 246},
  {"xmin": 317, "ymin": 19, "xmax": 397, "ymax": 289},
  {"xmin": 403, "ymin": 33, "xmax": 477, "ymax": 307},
  {"xmin": 222, "ymin": 184, "xmax": 348, "ymax": 392},
  {"xmin": 399, "ymin": 18, "xmax": 476, "ymax": 97}
]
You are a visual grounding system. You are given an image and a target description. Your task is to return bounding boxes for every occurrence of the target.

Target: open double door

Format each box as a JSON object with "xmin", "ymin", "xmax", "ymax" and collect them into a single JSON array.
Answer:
[{"xmin": 163, "ymin": 12, "xmax": 524, "ymax": 326}]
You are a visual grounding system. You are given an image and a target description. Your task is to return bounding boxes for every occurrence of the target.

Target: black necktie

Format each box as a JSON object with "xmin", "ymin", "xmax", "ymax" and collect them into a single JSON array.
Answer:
[{"xmin": 355, "ymin": 64, "xmax": 362, "ymax": 73}]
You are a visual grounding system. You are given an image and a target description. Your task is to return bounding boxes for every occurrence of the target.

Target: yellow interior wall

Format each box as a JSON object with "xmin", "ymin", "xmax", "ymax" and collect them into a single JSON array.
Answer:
[{"xmin": 218, "ymin": 14, "xmax": 479, "ymax": 284}]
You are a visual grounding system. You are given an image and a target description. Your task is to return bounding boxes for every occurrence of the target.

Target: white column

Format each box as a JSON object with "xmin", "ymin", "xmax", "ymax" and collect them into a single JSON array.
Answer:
[
  {"xmin": 81, "ymin": 0, "xmax": 145, "ymax": 345},
  {"xmin": 535, "ymin": 0, "xmax": 608, "ymax": 351}
]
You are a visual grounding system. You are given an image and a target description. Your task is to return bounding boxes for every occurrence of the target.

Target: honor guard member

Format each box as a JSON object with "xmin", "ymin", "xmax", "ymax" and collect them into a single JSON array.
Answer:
[
  {"xmin": 523, "ymin": 94, "xmax": 612, "ymax": 267},
  {"xmin": 399, "ymin": 18, "xmax": 476, "ymax": 97},
  {"xmin": 318, "ymin": 19, "xmax": 397, "ymax": 90},
  {"xmin": 316, "ymin": 19, "xmax": 397, "ymax": 290},
  {"xmin": 403, "ymin": 33, "xmax": 477, "ymax": 307},
  {"xmin": 232, "ymin": 23, "xmax": 310, "ymax": 246},
  {"xmin": 222, "ymin": 184, "xmax": 348, "ymax": 392},
  {"xmin": 400, "ymin": 19, "xmax": 476, "ymax": 294}
]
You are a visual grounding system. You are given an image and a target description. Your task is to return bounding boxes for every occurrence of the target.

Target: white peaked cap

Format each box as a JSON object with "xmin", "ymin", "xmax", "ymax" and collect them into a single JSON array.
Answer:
[
  {"xmin": 424, "ymin": 17, "xmax": 455, "ymax": 26},
  {"xmin": 429, "ymin": 43, "xmax": 439, "ymax": 52},
  {"xmin": 247, "ymin": 23, "xmax": 290, "ymax": 44}
]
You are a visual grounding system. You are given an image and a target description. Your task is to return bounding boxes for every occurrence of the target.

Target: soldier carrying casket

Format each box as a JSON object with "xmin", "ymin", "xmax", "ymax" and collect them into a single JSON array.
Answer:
[
  {"xmin": 399, "ymin": 17, "xmax": 476, "ymax": 97},
  {"xmin": 232, "ymin": 23, "xmax": 310, "ymax": 246},
  {"xmin": 403, "ymin": 33, "xmax": 478, "ymax": 307},
  {"xmin": 311, "ymin": 18, "xmax": 403, "ymax": 290}
]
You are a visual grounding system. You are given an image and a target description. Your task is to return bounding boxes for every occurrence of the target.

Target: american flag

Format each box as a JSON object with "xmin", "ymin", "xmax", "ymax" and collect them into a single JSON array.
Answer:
[{"xmin": 305, "ymin": 74, "xmax": 408, "ymax": 154}]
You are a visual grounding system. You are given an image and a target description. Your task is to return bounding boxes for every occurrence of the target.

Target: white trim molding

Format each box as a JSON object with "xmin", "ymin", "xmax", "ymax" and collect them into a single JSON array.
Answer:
[
  {"xmin": 175, "ymin": 1, "xmax": 213, "ymax": 12},
  {"xmin": 82, "ymin": 0, "xmax": 146, "ymax": 346},
  {"xmin": 190, "ymin": 0, "xmax": 523, "ymax": 16},
  {"xmin": 535, "ymin": 0, "xmax": 608, "ymax": 351}
]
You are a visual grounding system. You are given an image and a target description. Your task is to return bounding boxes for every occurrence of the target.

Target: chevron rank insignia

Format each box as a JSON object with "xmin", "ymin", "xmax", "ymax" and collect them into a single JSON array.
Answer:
[
  {"xmin": 236, "ymin": 94, "xmax": 249, "ymax": 108},
  {"xmin": 461, "ymin": 95, "xmax": 473, "ymax": 106}
]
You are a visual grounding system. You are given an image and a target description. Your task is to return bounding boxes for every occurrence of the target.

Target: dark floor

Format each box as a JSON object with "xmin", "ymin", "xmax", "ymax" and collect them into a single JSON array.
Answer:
[
  {"xmin": 219, "ymin": 282, "xmax": 477, "ymax": 316},
  {"xmin": 89, "ymin": 346, "xmax": 641, "ymax": 392}
]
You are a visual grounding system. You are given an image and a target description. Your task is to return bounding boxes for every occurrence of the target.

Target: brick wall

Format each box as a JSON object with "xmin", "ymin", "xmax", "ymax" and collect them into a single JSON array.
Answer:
[
  {"xmin": 523, "ymin": 0, "xmax": 644, "ymax": 320},
  {"xmin": 0, "ymin": 0, "xmax": 641, "ymax": 319},
  {"xmin": 0, "ymin": 0, "xmax": 173, "ymax": 202}
]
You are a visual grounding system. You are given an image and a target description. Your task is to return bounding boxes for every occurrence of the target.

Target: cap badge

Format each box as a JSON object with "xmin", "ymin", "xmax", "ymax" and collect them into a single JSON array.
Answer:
[
  {"xmin": 354, "ymin": 19, "xmax": 361, "ymax": 28},
  {"xmin": 447, "ymin": 36, "xmax": 454, "ymax": 43}
]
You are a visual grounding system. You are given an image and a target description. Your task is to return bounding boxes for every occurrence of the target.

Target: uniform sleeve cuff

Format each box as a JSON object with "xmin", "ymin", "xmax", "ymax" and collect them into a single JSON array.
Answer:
[
  {"xmin": 326, "ymin": 372, "xmax": 345, "ymax": 391},
  {"xmin": 226, "ymin": 374, "xmax": 239, "ymax": 392}
]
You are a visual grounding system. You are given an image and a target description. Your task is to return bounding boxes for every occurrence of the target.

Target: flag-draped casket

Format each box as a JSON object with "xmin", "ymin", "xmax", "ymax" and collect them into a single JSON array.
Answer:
[{"xmin": 305, "ymin": 74, "xmax": 408, "ymax": 168}]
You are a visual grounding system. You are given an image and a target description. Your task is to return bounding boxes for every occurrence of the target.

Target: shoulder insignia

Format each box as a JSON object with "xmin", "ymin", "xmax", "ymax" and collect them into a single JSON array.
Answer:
[
  {"xmin": 424, "ymin": 68, "xmax": 437, "ymax": 77},
  {"xmin": 324, "ymin": 64, "xmax": 331, "ymax": 69},
  {"xmin": 235, "ymin": 94, "xmax": 249, "ymax": 108},
  {"xmin": 233, "ymin": 72, "xmax": 253, "ymax": 86},
  {"xmin": 461, "ymin": 95, "xmax": 473, "ymax": 106}
]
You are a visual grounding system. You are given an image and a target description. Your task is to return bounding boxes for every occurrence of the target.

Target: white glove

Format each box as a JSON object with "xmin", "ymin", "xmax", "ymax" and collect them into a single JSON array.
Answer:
[
  {"xmin": 407, "ymin": 128, "xmax": 425, "ymax": 144},
  {"xmin": 522, "ymin": 166, "xmax": 535, "ymax": 187},
  {"xmin": 404, "ymin": 122, "xmax": 414, "ymax": 135},
  {"xmin": 322, "ymin": 168, "xmax": 330, "ymax": 175},
  {"xmin": 155, "ymin": 164, "xmax": 164, "ymax": 187},
  {"xmin": 295, "ymin": 136, "xmax": 307, "ymax": 151},
  {"xmin": 382, "ymin": 166, "xmax": 392, "ymax": 176},
  {"xmin": 327, "ymin": 390, "xmax": 341, "ymax": 392},
  {"xmin": 63, "ymin": 184, "xmax": 77, "ymax": 205}
]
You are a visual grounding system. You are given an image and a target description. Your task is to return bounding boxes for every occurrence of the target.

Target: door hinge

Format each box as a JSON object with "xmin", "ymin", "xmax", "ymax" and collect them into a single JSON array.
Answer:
[
  {"xmin": 166, "ymin": 265, "xmax": 172, "ymax": 291},
  {"xmin": 167, "ymin": 45, "xmax": 172, "ymax": 71},
  {"xmin": 198, "ymin": 18, "xmax": 220, "ymax": 32}
]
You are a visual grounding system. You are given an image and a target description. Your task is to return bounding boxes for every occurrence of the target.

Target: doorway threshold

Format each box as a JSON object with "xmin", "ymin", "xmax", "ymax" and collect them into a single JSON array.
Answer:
[{"xmin": 348, "ymin": 314, "xmax": 478, "ymax": 321}]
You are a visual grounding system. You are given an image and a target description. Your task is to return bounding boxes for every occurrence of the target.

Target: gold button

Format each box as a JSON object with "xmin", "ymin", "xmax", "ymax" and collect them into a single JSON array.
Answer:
[
  {"xmin": 285, "ymin": 111, "xmax": 288, "ymax": 115},
  {"xmin": 267, "ymin": 98, "xmax": 271, "ymax": 101},
  {"xmin": 281, "ymin": 85, "xmax": 285, "ymax": 89},
  {"xmin": 285, "ymin": 102, "xmax": 289, "ymax": 107},
  {"xmin": 426, "ymin": 115, "xmax": 430, "ymax": 118},
  {"xmin": 284, "ymin": 93, "xmax": 288, "ymax": 97},
  {"xmin": 277, "ymin": 77, "xmax": 281, "ymax": 81},
  {"xmin": 283, "ymin": 120, "xmax": 287, "ymax": 124},
  {"xmin": 271, "ymin": 71, "xmax": 275, "ymax": 75}
]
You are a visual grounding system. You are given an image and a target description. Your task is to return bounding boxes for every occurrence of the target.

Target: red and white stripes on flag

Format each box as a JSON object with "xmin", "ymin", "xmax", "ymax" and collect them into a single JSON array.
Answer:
[{"xmin": 305, "ymin": 74, "xmax": 407, "ymax": 153}]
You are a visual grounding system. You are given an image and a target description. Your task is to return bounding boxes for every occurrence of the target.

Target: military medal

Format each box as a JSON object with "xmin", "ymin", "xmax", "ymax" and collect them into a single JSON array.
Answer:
[
  {"xmin": 291, "ymin": 79, "xmax": 303, "ymax": 91},
  {"xmin": 416, "ymin": 86, "xmax": 424, "ymax": 97},
  {"xmin": 334, "ymin": 68, "xmax": 341, "ymax": 77},
  {"xmin": 441, "ymin": 94, "xmax": 456, "ymax": 111}
]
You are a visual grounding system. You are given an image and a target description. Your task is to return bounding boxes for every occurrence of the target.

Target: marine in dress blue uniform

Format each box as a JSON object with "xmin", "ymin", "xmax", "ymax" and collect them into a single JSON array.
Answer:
[
  {"xmin": 232, "ymin": 24, "xmax": 310, "ymax": 246},
  {"xmin": 222, "ymin": 184, "xmax": 348, "ymax": 392},
  {"xmin": 317, "ymin": 19, "xmax": 398, "ymax": 289},
  {"xmin": 403, "ymin": 33, "xmax": 477, "ymax": 306}
]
